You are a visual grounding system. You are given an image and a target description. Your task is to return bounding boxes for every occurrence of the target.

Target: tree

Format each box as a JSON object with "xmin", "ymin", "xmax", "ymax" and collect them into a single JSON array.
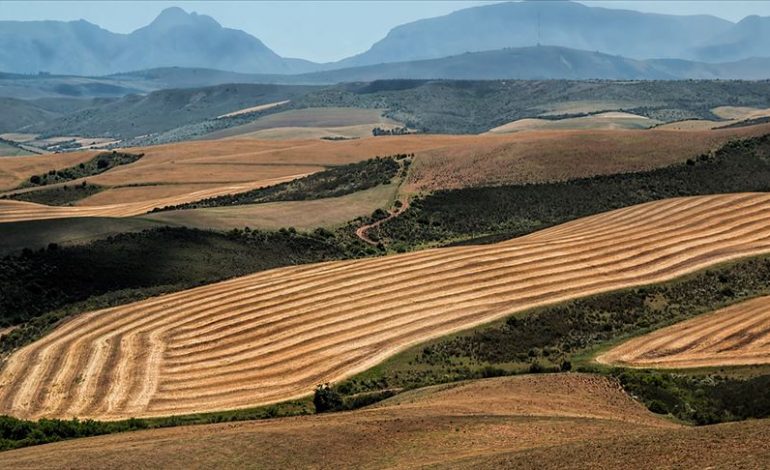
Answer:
[{"xmin": 314, "ymin": 383, "xmax": 343, "ymax": 413}]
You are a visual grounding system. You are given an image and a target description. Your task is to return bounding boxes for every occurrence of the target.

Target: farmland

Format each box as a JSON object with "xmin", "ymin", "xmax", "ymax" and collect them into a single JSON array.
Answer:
[
  {"xmin": 2, "ymin": 193, "xmax": 770, "ymax": 419},
  {"xmin": 1, "ymin": 373, "xmax": 768, "ymax": 468},
  {"xmin": 0, "ymin": 374, "xmax": 679, "ymax": 467},
  {"xmin": 598, "ymin": 295, "xmax": 770, "ymax": 369},
  {"xmin": 2, "ymin": 123, "xmax": 769, "ymax": 229},
  {"xmin": 201, "ymin": 107, "xmax": 405, "ymax": 140}
]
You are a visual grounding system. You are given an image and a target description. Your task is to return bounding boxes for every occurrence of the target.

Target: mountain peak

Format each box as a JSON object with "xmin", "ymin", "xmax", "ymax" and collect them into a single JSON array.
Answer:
[{"xmin": 148, "ymin": 7, "xmax": 219, "ymax": 30}]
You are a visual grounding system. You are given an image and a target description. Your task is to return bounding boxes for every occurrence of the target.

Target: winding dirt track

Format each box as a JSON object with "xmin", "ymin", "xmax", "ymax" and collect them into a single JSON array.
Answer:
[
  {"xmin": 597, "ymin": 295, "xmax": 770, "ymax": 369},
  {"xmin": 4, "ymin": 193, "xmax": 770, "ymax": 420},
  {"xmin": 0, "ymin": 174, "xmax": 308, "ymax": 222}
]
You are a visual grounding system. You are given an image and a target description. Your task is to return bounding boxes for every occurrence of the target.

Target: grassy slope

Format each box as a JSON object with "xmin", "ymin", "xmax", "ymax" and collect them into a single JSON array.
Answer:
[{"xmin": 143, "ymin": 182, "xmax": 399, "ymax": 232}]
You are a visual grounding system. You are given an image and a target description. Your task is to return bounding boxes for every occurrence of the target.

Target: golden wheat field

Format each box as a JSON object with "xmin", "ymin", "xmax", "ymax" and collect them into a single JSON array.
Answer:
[
  {"xmin": 2, "ymin": 193, "xmax": 770, "ymax": 420},
  {"xmin": 597, "ymin": 295, "xmax": 770, "ymax": 369},
  {"xmin": 0, "ymin": 174, "xmax": 307, "ymax": 221}
]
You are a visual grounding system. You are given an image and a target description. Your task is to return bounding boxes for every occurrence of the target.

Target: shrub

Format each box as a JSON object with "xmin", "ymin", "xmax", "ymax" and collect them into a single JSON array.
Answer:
[{"xmin": 313, "ymin": 384, "xmax": 343, "ymax": 413}]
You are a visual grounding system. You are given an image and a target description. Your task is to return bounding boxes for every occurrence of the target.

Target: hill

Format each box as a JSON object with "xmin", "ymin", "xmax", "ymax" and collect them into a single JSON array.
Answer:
[
  {"xmin": 0, "ymin": 374, "xmax": 701, "ymax": 468},
  {"xmin": 12, "ymin": 79, "xmax": 770, "ymax": 140},
  {"xmin": 0, "ymin": 8, "xmax": 320, "ymax": 76},
  {"xmin": 6, "ymin": 48, "xmax": 770, "ymax": 105},
  {"xmin": 25, "ymin": 83, "xmax": 319, "ymax": 139},
  {"xmin": 2, "ymin": 193, "xmax": 770, "ymax": 419}
]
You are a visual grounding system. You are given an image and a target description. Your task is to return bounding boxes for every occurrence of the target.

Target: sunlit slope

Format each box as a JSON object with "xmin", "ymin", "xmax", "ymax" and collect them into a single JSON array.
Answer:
[
  {"xmin": 3, "ymin": 193, "xmax": 770, "ymax": 419},
  {"xmin": 0, "ymin": 174, "xmax": 307, "ymax": 221},
  {"xmin": 598, "ymin": 295, "xmax": 770, "ymax": 369},
  {"xmin": 0, "ymin": 374, "xmax": 680, "ymax": 468}
]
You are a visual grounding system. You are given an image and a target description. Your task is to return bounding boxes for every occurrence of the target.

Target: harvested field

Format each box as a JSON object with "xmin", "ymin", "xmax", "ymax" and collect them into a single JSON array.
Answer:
[
  {"xmin": 0, "ymin": 135, "xmax": 465, "ymax": 221},
  {"xmin": 0, "ymin": 374, "xmax": 684, "ymax": 468},
  {"xmin": 0, "ymin": 141, "xmax": 35, "ymax": 157},
  {"xmin": 456, "ymin": 418, "xmax": 770, "ymax": 470},
  {"xmin": 201, "ymin": 107, "xmax": 402, "ymax": 140},
  {"xmin": 486, "ymin": 112, "xmax": 660, "ymax": 134},
  {"xmin": 0, "ymin": 151, "xmax": 99, "ymax": 190},
  {"xmin": 144, "ymin": 183, "xmax": 399, "ymax": 231},
  {"xmin": 3, "ymin": 193, "xmax": 770, "ymax": 420},
  {"xmin": 216, "ymin": 100, "xmax": 290, "ymax": 119},
  {"xmin": 712, "ymin": 106, "xmax": 770, "ymax": 121},
  {"xmin": 4, "ymin": 125, "xmax": 768, "ymax": 214},
  {"xmin": 223, "ymin": 123, "xmax": 403, "ymax": 141},
  {"xmin": 0, "ymin": 174, "xmax": 306, "ymax": 222},
  {"xmin": 73, "ymin": 183, "xmax": 227, "ymax": 206},
  {"xmin": 656, "ymin": 107, "xmax": 770, "ymax": 132},
  {"xmin": 597, "ymin": 295, "xmax": 770, "ymax": 369},
  {"xmin": 406, "ymin": 123, "xmax": 770, "ymax": 192}
]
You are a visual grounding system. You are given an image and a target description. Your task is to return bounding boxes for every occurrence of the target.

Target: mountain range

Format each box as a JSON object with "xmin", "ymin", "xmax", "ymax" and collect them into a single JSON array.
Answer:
[{"xmin": 1, "ymin": 1, "xmax": 769, "ymax": 78}]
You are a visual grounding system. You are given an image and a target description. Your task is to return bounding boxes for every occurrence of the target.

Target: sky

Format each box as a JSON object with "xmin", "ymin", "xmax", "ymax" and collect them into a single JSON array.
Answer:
[{"xmin": 2, "ymin": 1, "xmax": 770, "ymax": 62}]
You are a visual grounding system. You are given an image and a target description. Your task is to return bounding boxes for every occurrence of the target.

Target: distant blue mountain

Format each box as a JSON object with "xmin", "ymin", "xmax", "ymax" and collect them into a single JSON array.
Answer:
[
  {"xmin": 333, "ymin": 1, "xmax": 738, "ymax": 67},
  {"xmin": 0, "ymin": 7, "xmax": 321, "ymax": 75}
]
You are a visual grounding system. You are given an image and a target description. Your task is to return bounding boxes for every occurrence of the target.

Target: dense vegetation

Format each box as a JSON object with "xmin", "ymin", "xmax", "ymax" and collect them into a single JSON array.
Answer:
[
  {"xmin": 0, "ymin": 226, "xmax": 372, "ymax": 351},
  {"xmin": 155, "ymin": 155, "xmax": 407, "ymax": 212},
  {"xmin": 616, "ymin": 370, "xmax": 770, "ymax": 425},
  {"xmin": 110, "ymin": 80, "xmax": 770, "ymax": 145},
  {"xmin": 20, "ymin": 151, "xmax": 142, "ymax": 188},
  {"xmin": 326, "ymin": 254, "xmax": 770, "ymax": 426},
  {"xmin": 292, "ymin": 80, "xmax": 770, "ymax": 134},
  {"xmin": 3, "ymin": 182, "xmax": 104, "ymax": 206},
  {"xmin": 0, "ymin": 399, "xmax": 312, "ymax": 452},
  {"xmin": 376, "ymin": 135, "xmax": 770, "ymax": 247}
]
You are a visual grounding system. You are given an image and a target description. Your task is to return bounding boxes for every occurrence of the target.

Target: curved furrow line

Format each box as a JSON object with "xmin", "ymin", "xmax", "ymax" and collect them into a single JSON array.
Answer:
[
  {"xmin": 635, "ymin": 304, "xmax": 768, "ymax": 359},
  {"xmin": 4, "ymin": 195, "xmax": 770, "ymax": 419},
  {"xmin": 167, "ymin": 195, "xmax": 756, "ymax": 344},
  {"xmin": 509, "ymin": 194, "xmax": 761, "ymax": 244},
  {"xmin": 598, "ymin": 295, "xmax": 770, "ymax": 368},
  {"xmin": 163, "ymin": 203, "xmax": 770, "ymax": 361},
  {"xmin": 154, "ymin": 242, "xmax": 770, "ymax": 407},
  {"xmin": 161, "ymin": 235, "xmax": 770, "ymax": 389},
  {"xmin": 518, "ymin": 195, "xmax": 717, "ymax": 242},
  {"xmin": 156, "ymin": 242, "xmax": 770, "ymax": 409}
]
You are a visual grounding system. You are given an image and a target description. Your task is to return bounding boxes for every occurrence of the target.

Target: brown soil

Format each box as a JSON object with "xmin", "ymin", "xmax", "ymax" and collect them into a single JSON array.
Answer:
[{"xmin": 0, "ymin": 374, "xmax": 693, "ymax": 469}]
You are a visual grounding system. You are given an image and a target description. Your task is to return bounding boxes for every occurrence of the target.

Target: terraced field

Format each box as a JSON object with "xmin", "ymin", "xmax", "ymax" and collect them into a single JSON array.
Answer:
[
  {"xmin": 3, "ymin": 193, "xmax": 770, "ymax": 420},
  {"xmin": 597, "ymin": 295, "xmax": 770, "ymax": 369}
]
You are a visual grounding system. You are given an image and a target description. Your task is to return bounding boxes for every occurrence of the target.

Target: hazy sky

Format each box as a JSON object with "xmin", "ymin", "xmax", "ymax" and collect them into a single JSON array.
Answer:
[{"xmin": 3, "ymin": 1, "xmax": 770, "ymax": 62}]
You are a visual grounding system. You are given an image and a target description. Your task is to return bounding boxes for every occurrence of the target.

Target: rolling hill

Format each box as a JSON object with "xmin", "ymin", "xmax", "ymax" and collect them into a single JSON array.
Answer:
[
  {"xmin": 295, "ymin": 46, "xmax": 770, "ymax": 82},
  {"xmin": 0, "ymin": 374, "xmax": 704, "ymax": 468},
  {"xmin": 24, "ymin": 83, "xmax": 319, "ymax": 139},
  {"xmin": 2, "ymin": 193, "xmax": 770, "ymax": 419}
]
